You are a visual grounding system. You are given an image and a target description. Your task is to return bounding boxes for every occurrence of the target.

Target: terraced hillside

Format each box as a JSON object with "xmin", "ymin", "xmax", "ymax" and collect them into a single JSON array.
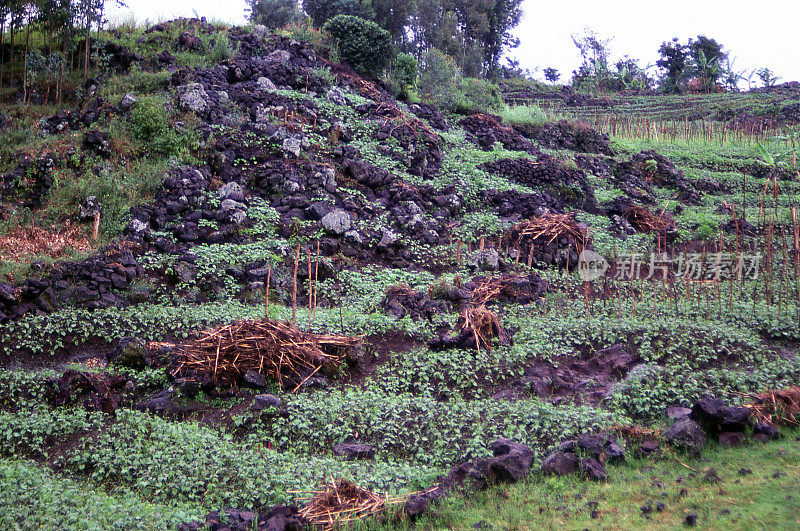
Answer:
[{"xmin": 0, "ymin": 19, "xmax": 798, "ymax": 530}]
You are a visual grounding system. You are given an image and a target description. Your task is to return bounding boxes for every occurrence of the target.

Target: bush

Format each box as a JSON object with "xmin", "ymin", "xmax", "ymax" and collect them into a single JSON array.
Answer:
[
  {"xmin": 280, "ymin": 21, "xmax": 338, "ymax": 62},
  {"xmin": 418, "ymin": 48, "xmax": 460, "ymax": 109},
  {"xmin": 452, "ymin": 77, "xmax": 504, "ymax": 114},
  {"xmin": 209, "ymin": 32, "xmax": 235, "ymax": 63},
  {"xmin": 392, "ymin": 52, "xmax": 417, "ymax": 97},
  {"xmin": 322, "ymin": 15, "xmax": 391, "ymax": 78},
  {"xmin": 127, "ymin": 96, "xmax": 193, "ymax": 158}
]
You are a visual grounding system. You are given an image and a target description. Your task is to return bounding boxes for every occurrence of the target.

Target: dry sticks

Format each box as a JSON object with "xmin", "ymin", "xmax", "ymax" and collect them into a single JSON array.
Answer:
[
  {"xmin": 292, "ymin": 479, "xmax": 406, "ymax": 531},
  {"xmin": 173, "ymin": 320, "xmax": 360, "ymax": 390},
  {"xmin": 509, "ymin": 212, "xmax": 586, "ymax": 248}
]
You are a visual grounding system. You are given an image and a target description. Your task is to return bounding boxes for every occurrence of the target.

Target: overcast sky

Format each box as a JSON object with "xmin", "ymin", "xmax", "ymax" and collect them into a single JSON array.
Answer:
[{"xmin": 108, "ymin": 0, "xmax": 800, "ymax": 84}]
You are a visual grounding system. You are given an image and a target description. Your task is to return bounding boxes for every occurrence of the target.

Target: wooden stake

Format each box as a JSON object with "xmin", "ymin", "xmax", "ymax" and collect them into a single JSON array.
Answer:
[
  {"xmin": 92, "ymin": 211, "xmax": 100, "ymax": 241},
  {"xmin": 265, "ymin": 264, "xmax": 271, "ymax": 319},
  {"xmin": 307, "ymin": 248, "xmax": 312, "ymax": 332},
  {"xmin": 313, "ymin": 241, "xmax": 320, "ymax": 324},
  {"xmin": 292, "ymin": 244, "xmax": 300, "ymax": 326}
]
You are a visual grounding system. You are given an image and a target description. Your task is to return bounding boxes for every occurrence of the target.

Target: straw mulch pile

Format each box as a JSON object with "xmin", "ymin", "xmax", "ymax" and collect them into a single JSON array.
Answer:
[
  {"xmin": 293, "ymin": 479, "xmax": 405, "ymax": 530},
  {"xmin": 508, "ymin": 212, "xmax": 587, "ymax": 247},
  {"xmin": 744, "ymin": 386, "xmax": 800, "ymax": 426},
  {"xmin": 469, "ymin": 273, "xmax": 543, "ymax": 307},
  {"xmin": 461, "ymin": 305, "xmax": 506, "ymax": 353},
  {"xmin": 622, "ymin": 204, "xmax": 676, "ymax": 234},
  {"xmin": 172, "ymin": 319, "xmax": 360, "ymax": 389},
  {"xmin": 0, "ymin": 222, "xmax": 92, "ymax": 263}
]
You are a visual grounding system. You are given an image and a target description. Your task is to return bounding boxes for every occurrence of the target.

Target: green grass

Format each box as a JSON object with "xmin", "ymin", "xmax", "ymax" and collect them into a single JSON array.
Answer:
[{"xmin": 373, "ymin": 433, "xmax": 800, "ymax": 530}]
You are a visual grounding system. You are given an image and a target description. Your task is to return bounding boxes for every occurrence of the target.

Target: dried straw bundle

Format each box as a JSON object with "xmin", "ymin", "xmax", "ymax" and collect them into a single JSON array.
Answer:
[
  {"xmin": 293, "ymin": 479, "xmax": 404, "ymax": 530},
  {"xmin": 470, "ymin": 273, "xmax": 540, "ymax": 307},
  {"xmin": 744, "ymin": 386, "xmax": 800, "ymax": 426},
  {"xmin": 173, "ymin": 319, "xmax": 360, "ymax": 388},
  {"xmin": 509, "ymin": 212, "xmax": 586, "ymax": 247},
  {"xmin": 622, "ymin": 204, "xmax": 676, "ymax": 234},
  {"xmin": 0, "ymin": 221, "xmax": 92, "ymax": 262},
  {"xmin": 461, "ymin": 305, "xmax": 505, "ymax": 353}
]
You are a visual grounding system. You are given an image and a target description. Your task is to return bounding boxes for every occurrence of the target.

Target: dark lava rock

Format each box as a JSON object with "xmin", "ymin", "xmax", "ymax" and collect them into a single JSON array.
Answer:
[
  {"xmin": 541, "ymin": 451, "xmax": 580, "ymax": 476},
  {"xmin": 333, "ymin": 443, "xmax": 376, "ymax": 460},
  {"xmin": 685, "ymin": 513, "xmax": 698, "ymax": 526},
  {"xmin": 753, "ymin": 422, "xmax": 782, "ymax": 441},
  {"xmin": 738, "ymin": 468, "xmax": 753, "ymax": 476},
  {"xmin": 579, "ymin": 457, "xmax": 607, "ymax": 481},
  {"xmin": 703, "ymin": 467, "xmax": 721, "ymax": 483},
  {"xmin": 691, "ymin": 397, "xmax": 751, "ymax": 436},
  {"xmin": 251, "ymin": 394, "xmax": 282, "ymax": 411},
  {"xmin": 404, "ymin": 486, "xmax": 445, "ymax": 519},
  {"xmin": 637, "ymin": 441, "xmax": 660, "ymax": 458},
  {"xmin": 719, "ymin": 431, "xmax": 748, "ymax": 447},
  {"xmin": 665, "ymin": 418, "xmax": 706, "ymax": 454},
  {"xmin": 243, "ymin": 371, "xmax": 268, "ymax": 388},
  {"xmin": 111, "ymin": 336, "xmax": 149, "ymax": 370},
  {"xmin": 666, "ymin": 406, "xmax": 692, "ymax": 421}
]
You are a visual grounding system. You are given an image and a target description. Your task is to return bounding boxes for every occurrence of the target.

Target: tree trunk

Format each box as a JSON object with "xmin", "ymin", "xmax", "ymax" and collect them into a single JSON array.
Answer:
[
  {"xmin": 1, "ymin": 14, "xmax": 5, "ymax": 90},
  {"xmin": 23, "ymin": 11, "xmax": 30, "ymax": 105}
]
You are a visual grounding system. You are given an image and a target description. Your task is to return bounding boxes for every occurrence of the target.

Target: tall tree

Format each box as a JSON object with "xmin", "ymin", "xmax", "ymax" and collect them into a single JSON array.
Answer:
[
  {"xmin": 656, "ymin": 38, "xmax": 687, "ymax": 93},
  {"xmin": 302, "ymin": 0, "xmax": 373, "ymax": 28},
  {"xmin": 246, "ymin": 0, "xmax": 299, "ymax": 29},
  {"xmin": 687, "ymin": 35, "xmax": 726, "ymax": 91},
  {"xmin": 371, "ymin": 0, "xmax": 413, "ymax": 47},
  {"xmin": 483, "ymin": 0, "xmax": 521, "ymax": 78}
]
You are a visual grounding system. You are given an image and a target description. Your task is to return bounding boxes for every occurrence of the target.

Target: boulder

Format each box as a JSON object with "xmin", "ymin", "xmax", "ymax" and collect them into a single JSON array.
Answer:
[
  {"xmin": 326, "ymin": 87, "xmax": 347, "ymax": 106},
  {"xmin": 321, "ymin": 209, "xmax": 351, "ymax": 235},
  {"xmin": 257, "ymin": 76, "xmax": 277, "ymax": 91},
  {"xmin": 579, "ymin": 458, "xmax": 607, "ymax": 481},
  {"xmin": 333, "ymin": 443, "xmax": 376, "ymax": 460},
  {"xmin": 541, "ymin": 450, "xmax": 580, "ymax": 476},
  {"xmin": 111, "ymin": 337, "xmax": 148, "ymax": 370},
  {"xmin": 120, "ymin": 92, "xmax": 138, "ymax": 111},
  {"xmin": 719, "ymin": 431, "xmax": 747, "ymax": 447},
  {"xmin": 243, "ymin": 371, "xmax": 268, "ymax": 388},
  {"xmin": 664, "ymin": 418, "xmax": 706, "ymax": 454},
  {"xmin": 467, "ymin": 249, "xmax": 500, "ymax": 271},
  {"xmin": 177, "ymin": 83, "xmax": 211, "ymax": 114},
  {"xmin": 251, "ymin": 394, "xmax": 282, "ymax": 411},
  {"xmin": 666, "ymin": 406, "xmax": 692, "ymax": 421},
  {"xmin": 218, "ymin": 181, "xmax": 246, "ymax": 202}
]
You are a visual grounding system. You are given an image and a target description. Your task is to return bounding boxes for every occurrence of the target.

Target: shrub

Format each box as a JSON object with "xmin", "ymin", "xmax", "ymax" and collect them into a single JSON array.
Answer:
[
  {"xmin": 209, "ymin": 32, "xmax": 235, "ymax": 63},
  {"xmin": 452, "ymin": 77, "xmax": 504, "ymax": 114},
  {"xmin": 127, "ymin": 96, "xmax": 193, "ymax": 158},
  {"xmin": 280, "ymin": 21, "xmax": 338, "ymax": 62},
  {"xmin": 418, "ymin": 48, "xmax": 460, "ymax": 109},
  {"xmin": 322, "ymin": 15, "xmax": 391, "ymax": 78},
  {"xmin": 392, "ymin": 52, "xmax": 417, "ymax": 97}
]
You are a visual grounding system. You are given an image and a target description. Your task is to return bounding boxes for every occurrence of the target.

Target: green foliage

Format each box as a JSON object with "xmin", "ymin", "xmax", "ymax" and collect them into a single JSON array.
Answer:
[
  {"xmin": 209, "ymin": 32, "xmax": 236, "ymax": 63},
  {"xmin": 500, "ymin": 104, "xmax": 548, "ymax": 127},
  {"xmin": 279, "ymin": 21, "xmax": 339, "ymax": 62},
  {"xmin": 126, "ymin": 96, "xmax": 196, "ymax": 158},
  {"xmin": 417, "ymin": 48, "xmax": 460, "ymax": 109},
  {"xmin": 247, "ymin": 389, "xmax": 622, "ymax": 468},
  {"xmin": 453, "ymin": 77, "xmax": 504, "ymax": 114},
  {"xmin": 322, "ymin": 15, "xmax": 392, "ymax": 78},
  {"xmin": 66, "ymin": 409, "xmax": 438, "ymax": 507},
  {"xmin": 0, "ymin": 459, "xmax": 202, "ymax": 530},
  {"xmin": 0, "ymin": 407, "xmax": 101, "ymax": 458},
  {"xmin": 247, "ymin": 0, "xmax": 300, "ymax": 29},
  {"xmin": 391, "ymin": 52, "xmax": 417, "ymax": 97}
]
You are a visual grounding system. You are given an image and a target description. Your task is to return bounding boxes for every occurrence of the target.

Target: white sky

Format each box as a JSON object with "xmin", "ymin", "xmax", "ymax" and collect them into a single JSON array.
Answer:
[{"xmin": 108, "ymin": 0, "xmax": 800, "ymax": 84}]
